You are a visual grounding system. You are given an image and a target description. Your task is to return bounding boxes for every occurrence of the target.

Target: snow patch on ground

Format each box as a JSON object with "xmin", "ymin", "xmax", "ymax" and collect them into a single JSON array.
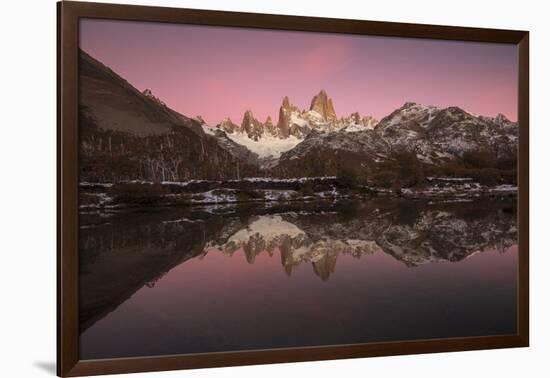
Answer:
[
  {"xmin": 192, "ymin": 190, "xmax": 237, "ymax": 204},
  {"xmin": 162, "ymin": 217, "xmax": 201, "ymax": 224},
  {"xmin": 230, "ymin": 176, "xmax": 336, "ymax": 183},
  {"xmin": 80, "ymin": 182, "xmax": 114, "ymax": 188},
  {"xmin": 161, "ymin": 179, "xmax": 210, "ymax": 186},
  {"xmin": 427, "ymin": 177, "xmax": 473, "ymax": 182},
  {"xmin": 490, "ymin": 184, "xmax": 518, "ymax": 192}
]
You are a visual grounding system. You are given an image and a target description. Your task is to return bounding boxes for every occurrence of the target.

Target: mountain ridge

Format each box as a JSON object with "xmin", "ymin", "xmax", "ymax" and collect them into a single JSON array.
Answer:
[
  {"xmin": 78, "ymin": 50, "xmax": 517, "ymax": 187},
  {"xmin": 275, "ymin": 101, "xmax": 517, "ymax": 181},
  {"xmin": 79, "ymin": 49, "xmax": 259, "ymax": 182},
  {"xmin": 203, "ymin": 89, "xmax": 379, "ymax": 159}
]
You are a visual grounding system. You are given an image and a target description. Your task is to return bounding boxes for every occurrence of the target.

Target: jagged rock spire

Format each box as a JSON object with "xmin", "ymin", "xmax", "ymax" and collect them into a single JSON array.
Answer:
[
  {"xmin": 277, "ymin": 96, "xmax": 297, "ymax": 138},
  {"xmin": 310, "ymin": 90, "xmax": 336, "ymax": 121},
  {"xmin": 219, "ymin": 117, "xmax": 238, "ymax": 133},
  {"xmin": 241, "ymin": 110, "xmax": 264, "ymax": 141},
  {"xmin": 264, "ymin": 116, "xmax": 275, "ymax": 133},
  {"xmin": 282, "ymin": 96, "xmax": 292, "ymax": 110},
  {"xmin": 350, "ymin": 112, "xmax": 361, "ymax": 124},
  {"xmin": 277, "ymin": 108, "xmax": 290, "ymax": 138}
]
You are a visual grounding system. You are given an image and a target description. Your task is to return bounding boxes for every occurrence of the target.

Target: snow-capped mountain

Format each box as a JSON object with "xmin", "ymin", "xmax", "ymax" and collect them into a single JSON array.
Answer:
[
  {"xmin": 202, "ymin": 90, "xmax": 378, "ymax": 159},
  {"xmin": 374, "ymin": 102, "xmax": 518, "ymax": 162},
  {"xmin": 277, "ymin": 91, "xmax": 378, "ymax": 138},
  {"xmin": 275, "ymin": 101, "xmax": 518, "ymax": 178},
  {"xmin": 78, "ymin": 50, "xmax": 518, "ymax": 186}
]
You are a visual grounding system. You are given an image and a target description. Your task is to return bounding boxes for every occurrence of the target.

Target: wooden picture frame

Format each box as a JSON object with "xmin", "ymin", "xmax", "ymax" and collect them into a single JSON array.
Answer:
[{"xmin": 57, "ymin": 1, "xmax": 529, "ymax": 376}]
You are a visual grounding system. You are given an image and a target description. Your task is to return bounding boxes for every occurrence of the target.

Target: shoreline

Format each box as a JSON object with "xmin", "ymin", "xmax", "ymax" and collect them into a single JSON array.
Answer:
[{"xmin": 79, "ymin": 177, "xmax": 517, "ymax": 211}]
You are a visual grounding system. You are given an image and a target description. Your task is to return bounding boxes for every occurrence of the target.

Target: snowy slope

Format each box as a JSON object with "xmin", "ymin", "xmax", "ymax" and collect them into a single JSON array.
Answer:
[
  {"xmin": 202, "ymin": 90, "xmax": 378, "ymax": 159},
  {"xmin": 225, "ymin": 131, "xmax": 303, "ymax": 159}
]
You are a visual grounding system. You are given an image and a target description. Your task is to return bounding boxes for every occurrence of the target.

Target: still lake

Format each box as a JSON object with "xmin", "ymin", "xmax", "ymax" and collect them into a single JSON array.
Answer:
[{"xmin": 78, "ymin": 198, "xmax": 517, "ymax": 359}]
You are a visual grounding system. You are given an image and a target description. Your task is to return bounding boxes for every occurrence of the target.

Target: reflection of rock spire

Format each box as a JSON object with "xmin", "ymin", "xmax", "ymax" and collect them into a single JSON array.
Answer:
[
  {"xmin": 204, "ymin": 202, "xmax": 517, "ymax": 280},
  {"xmin": 241, "ymin": 233, "xmax": 267, "ymax": 264},
  {"xmin": 213, "ymin": 215, "xmax": 382, "ymax": 280},
  {"xmin": 312, "ymin": 252, "xmax": 338, "ymax": 281},
  {"xmin": 243, "ymin": 243, "xmax": 256, "ymax": 264},
  {"xmin": 279, "ymin": 237, "xmax": 294, "ymax": 275},
  {"xmin": 284, "ymin": 264, "xmax": 293, "ymax": 276},
  {"xmin": 80, "ymin": 200, "xmax": 518, "ymax": 334}
]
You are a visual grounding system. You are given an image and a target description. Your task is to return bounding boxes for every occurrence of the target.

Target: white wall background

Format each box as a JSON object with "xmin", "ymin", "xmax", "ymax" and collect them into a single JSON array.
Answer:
[{"xmin": 1, "ymin": 0, "xmax": 548, "ymax": 376}]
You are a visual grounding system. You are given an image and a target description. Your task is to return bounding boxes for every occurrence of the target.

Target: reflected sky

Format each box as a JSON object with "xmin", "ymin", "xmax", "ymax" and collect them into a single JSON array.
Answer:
[{"xmin": 79, "ymin": 200, "xmax": 518, "ymax": 359}]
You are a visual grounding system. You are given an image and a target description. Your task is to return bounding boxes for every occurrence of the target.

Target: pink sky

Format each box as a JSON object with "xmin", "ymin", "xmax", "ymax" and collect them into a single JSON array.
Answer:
[{"xmin": 79, "ymin": 19, "xmax": 518, "ymax": 125}]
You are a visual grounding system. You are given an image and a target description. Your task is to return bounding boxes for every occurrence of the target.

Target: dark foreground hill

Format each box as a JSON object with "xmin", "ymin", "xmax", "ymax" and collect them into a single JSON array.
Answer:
[{"xmin": 79, "ymin": 50, "xmax": 258, "ymax": 182}]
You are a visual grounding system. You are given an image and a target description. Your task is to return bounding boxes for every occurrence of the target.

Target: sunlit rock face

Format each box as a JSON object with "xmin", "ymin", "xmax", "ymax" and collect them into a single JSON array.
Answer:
[
  {"xmin": 309, "ymin": 89, "xmax": 337, "ymax": 121},
  {"xmin": 203, "ymin": 90, "xmax": 378, "ymax": 160}
]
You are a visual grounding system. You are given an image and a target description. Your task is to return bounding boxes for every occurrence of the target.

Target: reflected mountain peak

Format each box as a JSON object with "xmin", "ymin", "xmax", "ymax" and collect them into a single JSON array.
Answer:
[
  {"xmin": 206, "ymin": 214, "xmax": 383, "ymax": 276},
  {"xmin": 79, "ymin": 198, "xmax": 517, "ymax": 331},
  {"xmin": 228, "ymin": 215, "xmax": 306, "ymax": 247}
]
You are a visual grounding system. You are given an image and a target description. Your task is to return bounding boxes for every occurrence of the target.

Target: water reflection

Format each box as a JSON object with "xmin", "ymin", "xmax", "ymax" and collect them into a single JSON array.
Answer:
[
  {"xmin": 79, "ymin": 198, "xmax": 517, "ymax": 357},
  {"xmin": 203, "ymin": 214, "xmax": 382, "ymax": 280},
  {"xmin": 200, "ymin": 202, "xmax": 516, "ymax": 280}
]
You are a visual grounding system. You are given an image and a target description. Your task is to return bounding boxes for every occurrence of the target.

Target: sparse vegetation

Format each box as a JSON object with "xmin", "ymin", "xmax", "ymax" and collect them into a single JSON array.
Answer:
[
  {"xmin": 337, "ymin": 168, "xmax": 360, "ymax": 189},
  {"xmin": 426, "ymin": 148, "xmax": 517, "ymax": 186},
  {"xmin": 235, "ymin": 190, "xmax": 262, "ymax": 202},
  {"xmin": 369, "ymin": 150, "xmax": 425, "ymax": 189},
  {"xmin": 298, "ymin": 181, "xmax": 315, "ymax": 196},
  {"xmin": 393, "ymin": 150, "xmax": 425, "ymax": 187},
  {"xmin": 108, "ymin": 182, "xmax": 168, "ymax": 205},
  {"xmin": 370, "ymin": 170, "xmax": 397, "ymax": 188},
  {"xmin": 462, "ymin": 149, "xmax": 497, "ymax": 169}
]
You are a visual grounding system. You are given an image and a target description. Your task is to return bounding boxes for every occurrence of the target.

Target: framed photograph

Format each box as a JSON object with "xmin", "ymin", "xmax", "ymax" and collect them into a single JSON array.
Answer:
[{"xmin": 57, "ymin": 1, "xmax": 529, "ymax": 376}]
